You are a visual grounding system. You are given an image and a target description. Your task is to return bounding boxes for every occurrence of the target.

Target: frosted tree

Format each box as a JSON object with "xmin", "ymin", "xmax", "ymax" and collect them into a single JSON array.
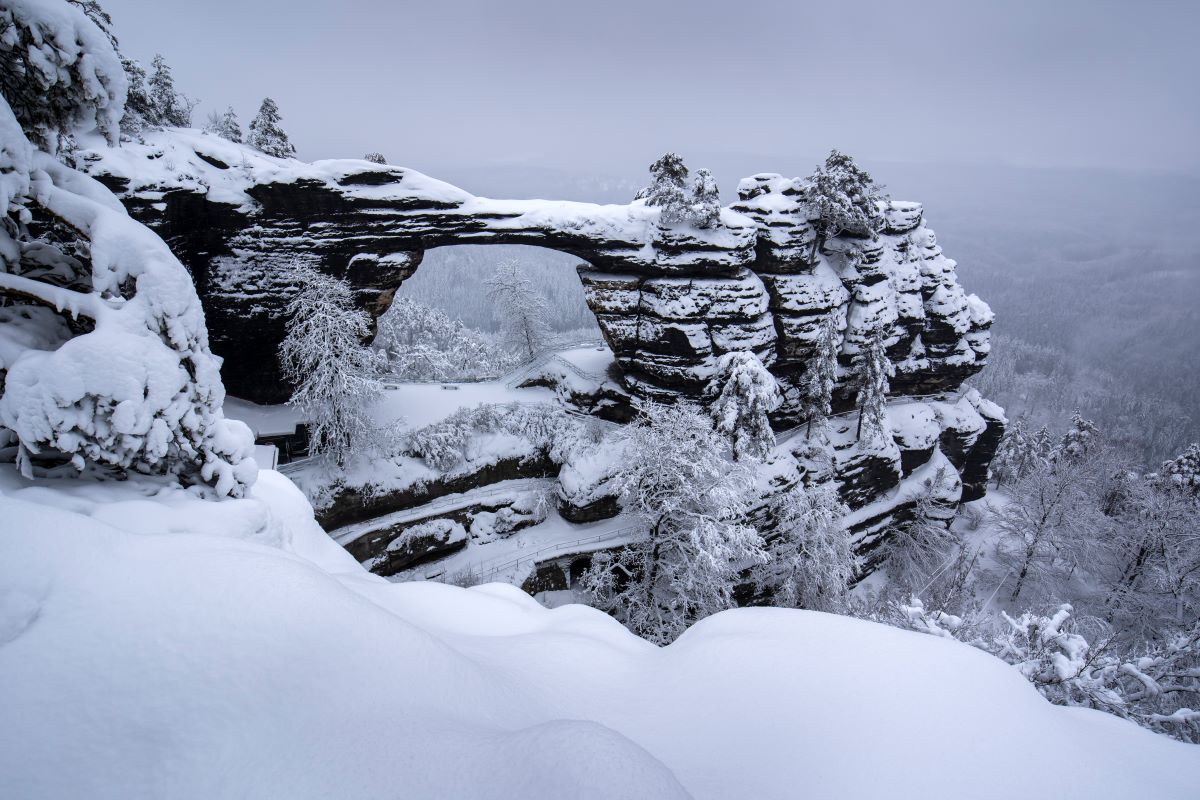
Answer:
[
  {"xmin": 579, "ymin": 402, "xmax": 766, "ymax": 644},
  {"xmin": 118, "ymin": 57, "xmax": 155, "ymax": 135},
  {"xmin": 704, "ymin": 350, "xmax": 781, "ymax": 461},
  {"xmin": 484, "ymin": 259, "xmax": 552, "ymax": 361},
  {"xmin": 1158, "ymin": 443, "xmax": 1200, "ymax": 494},
  {"xmin": 853, "ymin": 327, "xmax": 894, "ymax": 442},
  {"xmin": 0, "ymin": 1, "xmax": 255, "ymax": 496},
  {"xmin": 1058, "ymin": 410, "xmax": 1101, "ymax": 463},
  {"xmin": 803, "ymin": 149, "xmax": 888, "ymax": 259},
  {"xmin": 995, "ymin": 449, "xmax": 1109, "ymax": 604},
  {"xmin": 278, "ymin": 265, "xmax": 385, "ymax": 467},
  {"xmin": 880, "ymin": 467, "xmax": 964, "ymax": 599},
  {"xmin": 375, "ymin": 297, "xmax": 515, "ymax": 381},
  {"xmin": 755, "ymin": 481, "xmax": 854, "ymax": 612},
  {"xmin": 204, "ymin": 106, "xmax": 242, "ymax": 143},
  {"xmin": 991, "ymin": 417, "xmax": 1045, "ymax": 487},
  {"xmin": 0, "ymin": 0, "xmax": 126, "ymax": 149},
  {"xmin": 637, "ymin": 152, "xmax": 690, "ymax": 224},
  {"xmin": 248, "ymin": 97, "xmax": 296, "ymax": 158},
  {"xmin": 689, "ymin": 167, "xmax": 721, "ymax": 228},
  {"xmin": 800, "ymin": 313, "xmax": 840, "ymax": 437},
  {"xmin": 148, "ymin": 54, "xmax": 193, "ymax": 127},
  {"xmin": 363, "ymin": 152, "xmax": 387, "ymax": 164}
]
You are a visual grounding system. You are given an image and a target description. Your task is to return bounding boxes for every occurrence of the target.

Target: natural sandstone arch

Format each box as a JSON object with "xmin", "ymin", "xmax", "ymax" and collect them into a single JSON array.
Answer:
[{"xmin": 83, "ymin": 132, "xmax": 993, "ymax": 416}]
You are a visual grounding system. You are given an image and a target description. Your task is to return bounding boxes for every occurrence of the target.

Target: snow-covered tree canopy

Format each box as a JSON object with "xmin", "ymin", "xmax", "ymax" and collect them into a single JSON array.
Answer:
[
  {"xmin": 204, "ymin": 105, "xmax": 242, "ymax": 144},
  {"xmin": 704, "ymin": 350, "xmax": 781, "ymax": 461},
  {"xmin": 803, "ymin": 149, "xmax": 888, "ymax": 244},
  {"xmin": 0, "ymin": 0, "xmax": 255, "ymax": 496},
  {"xmin": 0, "ymin": 0, "xmax": 127, "ymax": 150},
  {"xmin": 248, "ymin": 96, "xmax": 295, "ymax": 158},
  {"xmin": 484, "ymin": 259, "xmax": 552, "ymax": 361}
]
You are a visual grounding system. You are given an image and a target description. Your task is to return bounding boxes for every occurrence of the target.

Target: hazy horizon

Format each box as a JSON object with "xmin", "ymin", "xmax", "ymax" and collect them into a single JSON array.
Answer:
[{"xmin": 102, "ymin": 0, "xmax": 1200, "ymax": 180}]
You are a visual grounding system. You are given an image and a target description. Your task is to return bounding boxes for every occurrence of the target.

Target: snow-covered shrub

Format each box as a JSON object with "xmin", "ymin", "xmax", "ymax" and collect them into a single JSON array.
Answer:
[
  {"xmin": 1157, "ymin": 442, "xmax": 1199, "ymax": 494},
  {"xmin": 279, "ymin": 264, "xmax": 387, "ymax": 467},
  {"xmin": 0, "ymin": 11, "xmax": 255, "ymax": 496},
  {"xmin": 403, "ymin": 402, "xmax": 584, "ymax": 472},
  {"xmin": 579, "ymin": 402, "xmax": 766, "ymax": 644},
  {"xmin": 363, "ymin": 151, "xmax": 386, "ymax": 164},
  {"xmin": 0, "ymin": 0, "xmax": 126, "ymax": 150},
  {"xmin": 376, "ymin": 297, "xmax": 516, "ymax": 382},
  {"xmin": 704, "ymin": 350, "xmax": 781, "ymax": 462}
]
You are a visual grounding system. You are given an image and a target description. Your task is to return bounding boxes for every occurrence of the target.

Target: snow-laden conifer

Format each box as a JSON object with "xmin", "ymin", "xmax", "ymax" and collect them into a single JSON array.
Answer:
[
  {"xmin": 803, "ymin": 149, "xmax": 887, "ymax": 258},
  {"xmin": 853, "ymin": 327, "xmax": 893, "ymax": 441},
  {"xmin": 148, "ymin": 53, "xmax": 193, "ymax": 127},
  {"xmin": 704, "ymin": 350, "xmax": 781, "ymax": 461},
  {"xmin": 689, "ymin": 167, "xmax": 721, "ymax": 228},
  {"xmin": 638, "ymin": 152, "xmax": 690, "ymax": 224},
  {"xmin": 248, "ymin": 97, "xmax": 296, "ymax": 158},
  {"xmin": 800, "ymin": 313, "xmax": 840, "ymax": 437},
  {"xmin": 204, "ymin": 105, "xmax": 242, "ymax": 143}
]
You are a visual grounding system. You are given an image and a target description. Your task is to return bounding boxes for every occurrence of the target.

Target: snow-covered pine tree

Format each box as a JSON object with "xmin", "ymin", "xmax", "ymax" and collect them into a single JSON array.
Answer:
[
  {"xmin": 119, "ymin": 57, "xmax": 155, "ymax": 135},
  {"xmin": 0, "ymin": 0, "xmax": 126, "ymax": 149},
  {"xmin": 1057, "ymin": 410, "xmax": 1101, "ymax": 463},
  {"xmin": 800, "ymin": 313, "xmax": 840, "ymax": 437},
  {"xmin": 483, "ymin": 259, "xmax": 552, "ymax": 361},
  {"xmin": 203, "ymin": 105, "xmax": 242, "ymax": 143},
  {"xmin": 579, "ymin": 402, "xmax": 766, "ymax": 644},
  {"xmin": 853, "ymin": 327, "xmax": 894, "ymax": 442},
  {"xmin": 803, "ymin": 149, "xmax": 888, "ymax": 260},
  {"xmin": 704, "ymin": 350, "xmax": 781, "ymax": 461},
  {"xmin": 279, "ymin": 264, "xmax": 384, "ymax": 467},
  {"xmin": 638, "ymin": 152, "xmax": 690, "ymax": 224},
  {"xmin": 363, "ymin": 152, "xmax": 387, "ymax": 164},
  {"xmin": 248, "ymin": 97, "xmax": 296, "ymax": 158},
  {"xmin": 755, "ymin": 481, "xmax": 854, "ymax": 611},
  {"xmin": 147, "ymin": 54, "xmax": 193, "ymax": 127},
  {"xmin": 992, "ymin": 416, "xmax": 1043, "ymax": 487},
  {"xmin": 0, "ymin": 0, "xmax": 255, "ymax": 496},
  {"xmin": 1159, "ymin": 442, "xmax": 1200, "ymax": 493},
  {"xmin": 689, "ymin": 167, "xmax": 721, "ymax": 228}
]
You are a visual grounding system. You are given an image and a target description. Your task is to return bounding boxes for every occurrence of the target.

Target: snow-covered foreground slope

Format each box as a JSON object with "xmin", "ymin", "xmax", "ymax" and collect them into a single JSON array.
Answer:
[{"xmin": 1, "ymin": 467, "xmax": 1196, "ymax": 799}]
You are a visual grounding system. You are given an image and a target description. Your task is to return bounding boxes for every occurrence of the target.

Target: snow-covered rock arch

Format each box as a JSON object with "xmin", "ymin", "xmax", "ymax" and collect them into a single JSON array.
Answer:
[{"xmin": 82, "ymin": 131, "xmax": 995, "ymax": 435}]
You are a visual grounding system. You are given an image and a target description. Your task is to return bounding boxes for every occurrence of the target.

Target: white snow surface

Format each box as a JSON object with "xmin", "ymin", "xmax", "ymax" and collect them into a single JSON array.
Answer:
[{"xmin": 2, "ymin": 464, "xmax": 1197, "ymax": 799}]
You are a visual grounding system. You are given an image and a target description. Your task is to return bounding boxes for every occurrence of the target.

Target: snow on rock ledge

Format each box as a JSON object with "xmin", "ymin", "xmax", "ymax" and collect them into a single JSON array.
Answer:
[{"xmin": 79, "ymin": 131, "xmax": 993, "ymax": 416}]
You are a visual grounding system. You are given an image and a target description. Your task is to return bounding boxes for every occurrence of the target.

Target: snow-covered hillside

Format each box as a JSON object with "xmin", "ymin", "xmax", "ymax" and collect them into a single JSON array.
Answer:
[{"xmin": 1, "ymin": 465, "xmax": 1196, "ymax": 799}]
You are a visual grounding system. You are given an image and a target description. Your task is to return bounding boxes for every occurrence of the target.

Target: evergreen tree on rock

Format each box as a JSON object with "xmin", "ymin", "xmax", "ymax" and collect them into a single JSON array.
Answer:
[
  {"xmin": 363, "ymin": 152, "xmax": 387, "ymax": 164},
  {"xmin": 853, "ymin": 327, "xmax": 894, "ymax": 442},
  {"xmin": 638, "ymin": 152, "xmax": 691, "ymax": 224},
  {"xmin": 803, "ymin": 149, "xmax": 888, "ymax": 259},
  {"xmin": 248, "ymin": 97, "xmax": 296, "ymax": 158},
  {"xmin": 689, "ymin": 167, "xmax": 721, "ymax": 228},
  {"xmin": 800, "ymin": 313, "xmax": 841, "ymax": 437},
  {"xmin": 148, "ymin": 54, "xmax": 193, "ymax": 127},
  {"xmin": 705, "ymin": 350, "xmax": 782, "ymax": 461},
  {"xmin": 204, "ymin": 106, "xmax": 242, "ymax": 143}
]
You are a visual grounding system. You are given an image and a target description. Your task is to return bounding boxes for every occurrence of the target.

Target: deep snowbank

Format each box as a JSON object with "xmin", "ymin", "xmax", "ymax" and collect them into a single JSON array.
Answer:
[{"xmin": 1, "ymin": 467, "xmax": 1196, "ymax": 799}]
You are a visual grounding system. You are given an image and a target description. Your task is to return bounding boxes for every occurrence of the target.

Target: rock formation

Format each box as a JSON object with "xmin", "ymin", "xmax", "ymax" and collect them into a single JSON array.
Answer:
[{"xmin": 80, "ymin": 130, "xmax": 1004, "ymax": 562}]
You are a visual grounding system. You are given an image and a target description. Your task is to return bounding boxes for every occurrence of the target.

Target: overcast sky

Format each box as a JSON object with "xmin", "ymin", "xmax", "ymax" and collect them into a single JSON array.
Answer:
[{"xmin": 102, "ymin": 0, "xmax": 1199, "ymax": 181}]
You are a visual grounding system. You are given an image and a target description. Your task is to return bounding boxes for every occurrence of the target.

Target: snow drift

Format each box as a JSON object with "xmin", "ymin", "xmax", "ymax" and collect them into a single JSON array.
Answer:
[{"xmin": 1, "ymin": 465, "xmax": 1196, "ymax": 799}]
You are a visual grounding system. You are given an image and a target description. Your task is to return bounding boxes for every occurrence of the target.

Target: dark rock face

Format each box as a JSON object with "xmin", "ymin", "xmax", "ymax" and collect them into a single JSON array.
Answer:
[
  {"xmin": 82, "ymin": 134, "xmax": 1005, "ymax": 522},
  {"xmin": 83, "ymin": 136, "xmax": 993, "ymax": 416}
]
